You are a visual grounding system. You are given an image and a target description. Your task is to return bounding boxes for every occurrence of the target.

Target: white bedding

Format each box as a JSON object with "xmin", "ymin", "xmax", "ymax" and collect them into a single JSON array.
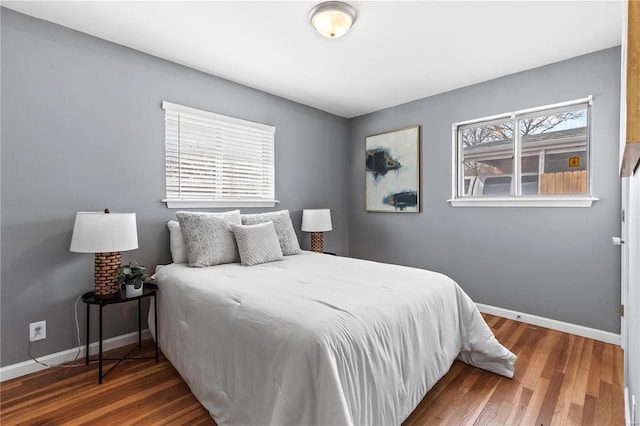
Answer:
[{"xmin": 149, "ymin": 252, "xmax": 516, "ymax": 425}]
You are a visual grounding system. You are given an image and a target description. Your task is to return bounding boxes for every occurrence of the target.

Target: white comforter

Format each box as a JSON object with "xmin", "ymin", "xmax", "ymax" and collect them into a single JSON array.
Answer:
[{"xmin": 149, "ymin": 252, "xmax": 516, "ymax": 425}]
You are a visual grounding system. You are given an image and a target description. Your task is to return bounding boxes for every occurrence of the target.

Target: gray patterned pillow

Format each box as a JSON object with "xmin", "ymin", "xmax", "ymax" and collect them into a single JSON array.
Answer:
[
  {"xmin": 176, "ymin": 210, "xmax": 241, "ymax": 267},
  {"xmin": 232, "ymin": 222, "xmax": 284, "ymax": 266},
  {"xmin": 241, "ymin": 210, "xmax": 302, "ymax": 255}
]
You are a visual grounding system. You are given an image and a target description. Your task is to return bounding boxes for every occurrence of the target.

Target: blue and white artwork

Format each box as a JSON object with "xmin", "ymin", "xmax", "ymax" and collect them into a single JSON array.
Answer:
[{"xmin": 365, "ymin": 126, "xmax": 420, "ymax": 212}]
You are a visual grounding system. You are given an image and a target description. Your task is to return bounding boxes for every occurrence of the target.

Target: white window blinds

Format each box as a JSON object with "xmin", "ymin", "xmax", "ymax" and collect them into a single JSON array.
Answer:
[{"xmin": 162, "ymin": 101, "xmax": 276, "ymax": 208}]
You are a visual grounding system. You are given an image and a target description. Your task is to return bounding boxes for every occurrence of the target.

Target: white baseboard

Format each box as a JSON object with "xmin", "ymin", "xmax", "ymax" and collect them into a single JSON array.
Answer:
[
  {"xmin": 476, "ymin": 303, "xmax": 621, "ymax": 345},
  {"xmin": 0, "ymin": 329, "xmax": 151, "ymax": 382}
]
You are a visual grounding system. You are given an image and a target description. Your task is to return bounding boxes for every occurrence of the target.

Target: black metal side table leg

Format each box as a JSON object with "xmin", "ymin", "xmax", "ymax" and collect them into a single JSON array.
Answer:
[
  {"xmin": 85, "ymin": 303, "xmax": 90, "ymax": 365},
  {"xmin": 154, "ymin": 294, "xmax": 158, "ymax": 362},
  {"xmin": 99, "ymin": 303, "xmax": 103, "ymax": 384},
  {"xmin": 138, "ymin": 298, "xmax": 142, "ymax": 348}
]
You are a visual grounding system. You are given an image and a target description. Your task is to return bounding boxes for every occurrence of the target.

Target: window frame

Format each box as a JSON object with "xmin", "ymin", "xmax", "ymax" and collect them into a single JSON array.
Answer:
[
  {"xmin": 162, "ymin": 101, "xmax": 277, "ymax": 209},
  {"xmin": 448, "ymin": 96, "xmax": 598, "ymax": 208}
]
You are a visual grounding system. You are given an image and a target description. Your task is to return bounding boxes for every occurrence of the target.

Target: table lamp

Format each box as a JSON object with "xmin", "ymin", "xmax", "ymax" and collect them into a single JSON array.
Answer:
[
  {"xmin": 301, "ymin": 209, "xmax": 332, "ymax": 253},
  {"xmin": 70, "ymin": 209, "xmax": 138, "ymax": 299}
]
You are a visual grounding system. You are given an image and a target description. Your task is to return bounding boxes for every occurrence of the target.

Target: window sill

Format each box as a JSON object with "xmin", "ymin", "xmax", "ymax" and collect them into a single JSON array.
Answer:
[
  {"xmin": 447, "ymin": 196, "xmax": 598, "ymax": 208},
  {"xmin": 163, "ymin": 199, "xmax": 279, "ymax": 209}
]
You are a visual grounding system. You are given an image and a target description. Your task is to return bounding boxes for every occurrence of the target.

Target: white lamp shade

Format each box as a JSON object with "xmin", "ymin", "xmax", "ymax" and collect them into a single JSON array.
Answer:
[
  {"xmin": 70, "ymin": 212, "xmax": 138, "ymax": 253},
  {"xmin": 301, "ymin": 209, "xmax": 332, "ymax": 232}
]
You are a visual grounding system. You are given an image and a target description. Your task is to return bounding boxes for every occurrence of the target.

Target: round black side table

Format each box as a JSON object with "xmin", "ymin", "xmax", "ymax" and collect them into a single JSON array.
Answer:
[{"xmin": 81, "ymin": 283, "xmax": 158, "ymax": 384}]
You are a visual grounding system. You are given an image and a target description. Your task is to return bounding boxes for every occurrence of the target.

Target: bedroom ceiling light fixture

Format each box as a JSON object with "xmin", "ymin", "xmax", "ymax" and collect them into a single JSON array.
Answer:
[
  {"xmin": 302, "ymin": 209, "xmax": 333, "ymax": 253},
  {"xmin": 70, "ymin": 209, "xmax": 138, "ymax": 299},
  {"xmin": 309, "ymin": 1, "xmax": 357, "ymax": 39}
]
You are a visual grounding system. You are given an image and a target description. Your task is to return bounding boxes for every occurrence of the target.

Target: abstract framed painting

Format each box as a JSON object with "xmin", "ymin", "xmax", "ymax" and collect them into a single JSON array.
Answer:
[{"xmin": 365, "ymin": 126, "xmax": 420, "ymax": 212}]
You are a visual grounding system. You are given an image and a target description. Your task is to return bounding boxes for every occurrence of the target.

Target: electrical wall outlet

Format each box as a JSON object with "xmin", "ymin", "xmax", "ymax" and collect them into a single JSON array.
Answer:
[{"xmin": 29, "ymin": 320, "xmax": 46, "ymax": 342}]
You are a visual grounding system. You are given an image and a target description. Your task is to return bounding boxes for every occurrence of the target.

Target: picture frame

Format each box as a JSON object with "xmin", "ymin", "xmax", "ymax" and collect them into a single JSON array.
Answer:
[{"xmin": 365, "ymin": 125, "xmax": 420, "ymax": 212}]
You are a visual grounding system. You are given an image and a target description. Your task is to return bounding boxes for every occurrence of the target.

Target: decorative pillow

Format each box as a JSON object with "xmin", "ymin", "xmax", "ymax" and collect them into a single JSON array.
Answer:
[
  {"xmin": 167, "ymin": 220, "xmax": 187, "ymax": 264},
  {"xmin": 241, "ymin": 210, "xmax": 302, "ymax": 255},
  {"xmin": 176, "ymin": 210, "xmax": 241, "ymax": 267},
  {"xmin": 232, "ymin": 222, "xmax": 284, "ymax": 266}
]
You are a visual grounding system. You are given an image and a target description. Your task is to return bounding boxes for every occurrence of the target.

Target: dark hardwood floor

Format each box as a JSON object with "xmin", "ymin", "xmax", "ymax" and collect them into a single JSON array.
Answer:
[{"xmin": 0, "ymin": 314, "xmax": 624, "ymax": 425}]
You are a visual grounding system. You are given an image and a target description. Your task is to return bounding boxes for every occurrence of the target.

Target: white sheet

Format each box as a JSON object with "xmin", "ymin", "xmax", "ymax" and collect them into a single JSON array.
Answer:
[{"xmin": 149, "ymin": 252, "xmax": 516, "ymax": 425}]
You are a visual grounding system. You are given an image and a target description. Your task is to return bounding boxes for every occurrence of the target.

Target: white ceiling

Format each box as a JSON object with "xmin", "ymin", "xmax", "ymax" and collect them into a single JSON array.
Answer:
[{"xmin": 3, "ymin": 1, "xmax": 623, "ymax": 118}]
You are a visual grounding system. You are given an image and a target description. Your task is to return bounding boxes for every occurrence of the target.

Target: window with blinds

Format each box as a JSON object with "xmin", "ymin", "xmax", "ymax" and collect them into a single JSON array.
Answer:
[{"xmin": 162, "ymin": 101, "xmax": 276, "ymax": 208}]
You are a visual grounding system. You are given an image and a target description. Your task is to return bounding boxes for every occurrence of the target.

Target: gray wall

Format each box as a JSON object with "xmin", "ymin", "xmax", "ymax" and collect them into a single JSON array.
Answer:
[
  {"xmin": 1, "ymin": 9, "xmax": 349, "ymax": 367},
  {"xmin": 348, "ymin": 47, "xmax": 622, "ymax": 333}
]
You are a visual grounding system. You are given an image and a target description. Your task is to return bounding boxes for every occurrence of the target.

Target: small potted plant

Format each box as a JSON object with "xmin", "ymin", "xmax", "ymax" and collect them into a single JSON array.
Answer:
[{"xmin": 116, "ymin": 261, "xmax": 149, "ymax": 298}]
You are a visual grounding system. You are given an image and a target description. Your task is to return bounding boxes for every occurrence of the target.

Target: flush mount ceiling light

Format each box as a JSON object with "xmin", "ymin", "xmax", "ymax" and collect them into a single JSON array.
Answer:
[{"xmin": 309, "ymin": 1, "xmax": 357, "ymax": 39}]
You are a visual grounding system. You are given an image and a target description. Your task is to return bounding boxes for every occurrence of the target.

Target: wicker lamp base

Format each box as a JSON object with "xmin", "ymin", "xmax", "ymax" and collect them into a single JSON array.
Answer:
[
  {"xmin": 310, "ymin": 232, "xmax": 324, "ymax": 253},
  {"xmin": 94, "ymin": 251, "xmax": 122, "ymax": 299}
]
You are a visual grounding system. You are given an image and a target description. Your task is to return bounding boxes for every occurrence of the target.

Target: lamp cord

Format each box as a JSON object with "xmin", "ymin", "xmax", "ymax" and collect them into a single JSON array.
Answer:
[{"xmin": 27, "ymin": 294, "xmax": 94, "ymax": 379}]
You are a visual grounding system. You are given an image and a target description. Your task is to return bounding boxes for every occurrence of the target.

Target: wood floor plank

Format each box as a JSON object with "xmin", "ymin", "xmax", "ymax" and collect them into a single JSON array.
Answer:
[
  {"xmin": 472, "ymin": 373, "xmax": 518, "ymax": 425},
  {"xmin": 503, "ymin": 386, "xmax": 534, "ymax": 425},
  {"xmin": 1, "ymin": 315, "xmax": 625, "ymax": 426},
  {"xmin": 550, "ymin": 335, "xmax": 584, "ymax": 424},
  {"xmin": 519, "ymin": 376, "xmax": 551, "ymax": 425},
  {"xmin": 505, "ymin": 321, "xmax": 529, "ymax": 345},
  {"xmin": 540, "ymin": 333, "xmax": 568, "ymax": 380},
  {"xmin": 554, "ymin": 331, "xmax": 572, "ymax": 373},
  {"xmin": 601, "ymin": 342, "xmax": 614, "ymax": 384},
  {"xmin": 587, "ymin": 341, "xmax": 604, "ymax": 397},
  {"xmin": 583, "ymin": 394, "xmax": 598, "ymax": 425},
  {"xmin": 572, "ymin": 337, "xmax": 594, "ymax": 405},
  {"xmin": 417, "ymin": 367, "xmax": 484, "ymax": 425},
  {"xmin": 534, "ymin": 370, "xmax": 564, "ymax": 426},
  {"xmin": 596, "ymin": 380, "xmax": 613, "ymax": 426},
  {"xmin": 402, "ymin": 361, "xmax": 467, "ymax": 425},
  {"xmin": 492, "ymin": 317, "xmax": 508, "ymax": 330},
  {"xmin": 567, "ymin": 401, "xmax": 585, "ymax": 426},
  {"xmin": 471, "ymin": 397, "xmax": 501, "ymax": 426},
  {"xmin": 485, "ymin": 315, "xmax": 502, "ymax": 328},
  {"xmin": 440, "ymin": 372, "xmax": 501, "ymax": 425},
  {"xmin": 521, "ymin": 328, "xmax": 556, "ymax": 391}
]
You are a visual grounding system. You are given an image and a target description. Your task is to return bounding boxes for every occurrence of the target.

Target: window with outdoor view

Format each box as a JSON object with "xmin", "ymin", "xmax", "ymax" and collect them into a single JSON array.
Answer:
[{"xmin": 451, "ymin": 97, "xmax": 594, "ymax": 207}]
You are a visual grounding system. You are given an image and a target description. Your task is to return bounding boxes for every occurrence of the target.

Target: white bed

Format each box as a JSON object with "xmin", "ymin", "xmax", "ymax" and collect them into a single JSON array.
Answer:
[{"xmin": 149, "ymin": 251, "xmax": 516, "ymax": 425}]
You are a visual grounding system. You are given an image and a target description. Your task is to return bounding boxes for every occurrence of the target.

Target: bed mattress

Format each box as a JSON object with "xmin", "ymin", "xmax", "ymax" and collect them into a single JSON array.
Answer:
[{"xmin": 149, "ymin": 252, "xmax": 516, "ymax": 425}]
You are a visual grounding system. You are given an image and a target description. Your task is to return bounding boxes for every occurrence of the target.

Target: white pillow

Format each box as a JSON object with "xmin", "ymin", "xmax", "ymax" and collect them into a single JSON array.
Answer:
[
  {"xmin": 167, "ymin": 220, "xmax": 187, "ymax": 264},
  {"xmin": 232, "ymin": 222, "xmax": 284, "ymax": 266},
  {"xmin": 241, "ymin": 210, "xmax": 302, "ymax": 256},
  {"xmin": 176, "ymin": 210, "xmax": 241, "ymax": 267}
]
